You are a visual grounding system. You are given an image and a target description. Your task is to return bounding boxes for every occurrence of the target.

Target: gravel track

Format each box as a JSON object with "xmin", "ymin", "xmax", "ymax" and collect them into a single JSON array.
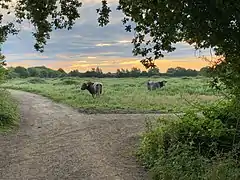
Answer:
[{"xmin": 0, "ymin": 90, "xmax": 170, "ymax": 180}]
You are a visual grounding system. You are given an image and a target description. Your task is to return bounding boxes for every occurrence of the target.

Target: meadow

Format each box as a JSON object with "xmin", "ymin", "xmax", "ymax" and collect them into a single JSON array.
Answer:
[{"xmin": 1, "ymin": 76, "xmax": 222, "ymax": 114}]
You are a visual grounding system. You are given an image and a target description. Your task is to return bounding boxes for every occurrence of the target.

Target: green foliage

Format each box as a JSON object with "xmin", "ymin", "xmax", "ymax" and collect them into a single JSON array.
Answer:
[
  {"xmin": 57, "ymin": 68, "xmax": 67, "ymax": 77},
  {"xmin": 199, "ymin": 66, "xmax": 211, "ymax": 77},
  {"xmin": 202, "ymin": 100, "xmax": 240, "ymax": 151},
  {"xmin": 210, "ymin": 57, "xmax": 240, "ymax": 98},
  {"xmin": 28, "ymin": 78, "xmax": 47, "ymax": 84},
  {"xmin": 0, "ymin": 65, "xmax": 5, "ymax": 82},
  {"xmin": 147, "ymin": 143, "xmax": 210, "ymax": 180},
  {"xmin": 7, "ymin": 65, "xmax": 210, "ymax": 79},
  {"xmin": 137, "ymin": 111, "xmax": 240, "ymax": 179},
  {"xmin": 14, "ymin": 66, "xmax": 29, "ymax": 78},
  {"xmin": 148, "ymin": 67, "xmax": 160, "ymax": 77},
  {"xmin": 0, "ymin": 90, "xmax": 19, "ymax": 129},
  {"xmin": 169, "ymin": 112, "xmax": 238, "ymax": 156},
  {"xmin": 7, "ymin": 66, "xmax": 68, "ymax": 79},
  {"xmin": 1, "ymin": 0, "xmax": 82, "ymax": 53},
  {"xmin": 0, "ymin": 57, "xmax": 7, "ymax": 83},
  {"xmin": 167, "ymin": 67, "xmax": 199, "ymax": 77},
  {"xmin": 113, "ymin": 1, "xmax": 240, "ymax": 70},
  {"xmin": 57, "ymin": 79, "xmax": 79, "ymax": 85},
  {"xmin": 27, "ymin": 67, "xmax": 40, "ymax": 77},
  {"xmin": 139, "ymin": 141, "xmax": 240, "ymax": 180}
]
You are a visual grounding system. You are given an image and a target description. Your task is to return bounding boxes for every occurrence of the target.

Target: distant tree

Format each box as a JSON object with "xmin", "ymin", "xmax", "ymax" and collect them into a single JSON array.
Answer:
[
  {"xmin": 166, "ymin": 67, "xmax": 198, "ymax": 77},
  {"xmin": 6, "ymin": 65, "xmax": 206, "ymax": 79},
  {"xmin": 130, "ymin": 67, "xmax": 141, "ymax": 77},
  {"xmin": 148, "ymin": 67, "xmax": 160, "ymax": 76},
  {"xmin": 68, "ymin": 70, "xmax": 81, "ymax": 77},
  {"xmin": 96, "ymin": 67, "xmax": 103, "ymax": 74},
  {"xmin": 105, "ymin": 72, "xmax": 114, "ymax": 78},
  {"xmin": 57, "ymin": 68, "xmax": 67, "ymax": 77},
  {"xmin": 57, "ymin": 68, "xmax": 66, "ymax": 74},
  {"xmin": 185, "ymin": 69, "xmax": 198, "ymax": 76},
  {"xmin": 84, "ymin": 67, "xmax": 103, "ymax": 77},
  {"xmin": 116, "ymin": 68, "xmax": 125, "ymax": 78},
  {"xmin": 14, "ymin": 66, "xmax": 29, "ymax": 78},
  {"xmin": 141, "ymin": 71, "xmax": 148, "ymax": 77},
  {"xmin": 95, "ymin": 67, "xmax": 103, "ymax": 77},
  {"xmin": 27, "ymin": 67, "xmax": 40, "ymax": 77},
  {"xmin": 39, "ymin": 70, "xmax": 48, "ymax": 78},
  {"xmin": 199, "ymin": 66, "xmax": 211, "ymax": 77},
  {"xmin": 166, "ymin": 68, "xmax": 175, "ymax": 75},
  {"xmin": 6, "ymin": 67, "xmax": 19, "ymax": 79}
]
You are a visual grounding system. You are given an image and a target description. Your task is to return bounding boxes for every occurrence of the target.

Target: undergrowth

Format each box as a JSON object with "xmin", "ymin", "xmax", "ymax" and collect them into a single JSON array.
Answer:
[
  {"xmin": 137, "ymin": 100, "xmax": 240, "ymax": 180},
  {"xmin": 0, "ymin": 90, "xmax": 19, "ymax": 131}
]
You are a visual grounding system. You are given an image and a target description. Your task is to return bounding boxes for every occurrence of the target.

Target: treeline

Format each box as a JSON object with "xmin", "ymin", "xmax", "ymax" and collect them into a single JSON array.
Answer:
[{"xmin": 6, "ymin": 66, "xmax": 211, "ymax": 79}]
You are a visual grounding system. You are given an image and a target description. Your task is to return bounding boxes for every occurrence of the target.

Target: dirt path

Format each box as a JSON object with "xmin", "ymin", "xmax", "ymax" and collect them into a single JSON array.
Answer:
[{"xmin": 0, "ymin": 90, "xmax": 166, "ymax": 180}]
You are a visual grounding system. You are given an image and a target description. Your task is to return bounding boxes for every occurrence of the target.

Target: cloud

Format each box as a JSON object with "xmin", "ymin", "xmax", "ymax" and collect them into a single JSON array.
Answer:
[
  {"xmin": 2, "ymin": 0, "xmax": 213, "ymax": 72},
  {"xmin": 87, "ymin": 56, "xmax": 97, "ymax": 59},
  {"xmin": 96, "ymin": 43, "xmax": 112, "ymax": 47}
]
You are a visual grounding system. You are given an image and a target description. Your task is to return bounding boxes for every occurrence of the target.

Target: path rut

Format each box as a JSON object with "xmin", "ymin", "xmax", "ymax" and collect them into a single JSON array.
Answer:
[{"xmin": 0, "ymin": 90, "xmax": 164, "ymax": 180}]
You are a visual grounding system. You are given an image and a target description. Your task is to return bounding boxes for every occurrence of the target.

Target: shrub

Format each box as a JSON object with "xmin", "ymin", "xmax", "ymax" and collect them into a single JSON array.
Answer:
[
  {"xmin": 28, "ymin": 78, "xmax": 47, "ymax": 84},
  {"xmin": 203, "ymin": 100, "xmax": 240, "ymax": 151},
  {"xmin": 148, "ymin": 143, "xmax": 210, "ymax": 180},
  {"xmin": 0, "ymin": 90, "xmax": 19, "ymax": 129},
  {"xmin": 140, "ymin": 141, "xmax": 240, "ymax": 180},
  {"xmin": 56, "ymin": 79, "xmax": 79, "ymax": 85},
  {"xmin": 137, "ymin": 102, "xmax": 240, "ymax": 179},
  {"xmin": 138, "ymin": 112, "xmax": 235, "ymax": 161}
]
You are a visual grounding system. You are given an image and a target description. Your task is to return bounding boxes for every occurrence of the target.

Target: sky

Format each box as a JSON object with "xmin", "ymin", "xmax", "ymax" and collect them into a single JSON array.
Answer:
[{"xmin": 1, "ymin": 0, "xmax": 214, "ymax": 73}]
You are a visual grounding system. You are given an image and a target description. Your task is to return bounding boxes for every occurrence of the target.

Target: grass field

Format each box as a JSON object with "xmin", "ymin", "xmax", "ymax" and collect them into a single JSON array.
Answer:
[{"xmin": 1, "ymin": 76, "xmax": 223, "ymax": 113}]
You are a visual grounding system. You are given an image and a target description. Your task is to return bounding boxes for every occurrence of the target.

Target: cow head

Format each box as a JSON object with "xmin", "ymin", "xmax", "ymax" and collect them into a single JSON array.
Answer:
[{"xmin": 81, "ymin": 81, "xmax": 93, "ymax": 90}]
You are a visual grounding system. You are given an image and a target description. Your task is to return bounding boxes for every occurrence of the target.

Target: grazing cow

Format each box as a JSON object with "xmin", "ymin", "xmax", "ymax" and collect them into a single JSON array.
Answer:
[
  {"xmin": 147, "ymin": 80, "xmax": 167, "ymax": 91},
  {"xmin": 81, "ymin": 81, "xmax": 103, "ymax": 98}
]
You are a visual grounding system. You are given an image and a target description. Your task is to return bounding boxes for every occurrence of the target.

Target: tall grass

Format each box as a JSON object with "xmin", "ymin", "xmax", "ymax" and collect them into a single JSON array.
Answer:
[
  {"xmin": 0, "ymin": 90, "xmax": 19, "ymax": 131},
  {"xmin": 137, "ymin": 114, "xmax": 240, "ymax": 180},
  {"xmin": 1, "ymin": 77, "xmax": 222, "ymax": 113}
]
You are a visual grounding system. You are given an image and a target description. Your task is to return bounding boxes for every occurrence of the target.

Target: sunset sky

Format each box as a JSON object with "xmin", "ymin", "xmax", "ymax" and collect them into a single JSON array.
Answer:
[{"xmin": 2, "ymin": 0, "xmax": 213, "ymax": 73}]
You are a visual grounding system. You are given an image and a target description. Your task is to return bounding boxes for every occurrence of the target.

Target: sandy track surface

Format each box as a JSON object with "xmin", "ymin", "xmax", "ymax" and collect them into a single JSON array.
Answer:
[{"xmin": 0, "ymin": 90, "xmax": 166, "ymax": 180}]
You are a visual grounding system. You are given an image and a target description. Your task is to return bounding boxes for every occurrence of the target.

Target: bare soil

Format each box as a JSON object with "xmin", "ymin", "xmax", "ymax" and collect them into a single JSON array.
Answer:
[{"xmin": 0, "ymin": 90, "xmax": 165, "ymax": 180}]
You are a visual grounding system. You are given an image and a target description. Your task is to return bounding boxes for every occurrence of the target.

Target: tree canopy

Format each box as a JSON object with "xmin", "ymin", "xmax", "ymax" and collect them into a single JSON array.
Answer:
[{"xmin": 0, "ymin": 1, "xmax": 239, "ymax": 61}]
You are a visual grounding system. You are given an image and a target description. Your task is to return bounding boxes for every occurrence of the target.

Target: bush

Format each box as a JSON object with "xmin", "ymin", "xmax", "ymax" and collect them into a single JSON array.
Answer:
[
  {"xmin": 138, "ymin": 112, "xmax": 235, "ymax": 161},
  {"xmin": 137, "ymin": 102, "xmax": 240, "ymax": 179},
  {"xmin": 139, "ymin": 141, "xmax": 240, "ymax": 180},
  {"xmin": 148, "ymin": 143, "xmax": 210, "ymax": 180},
  {"xmin": 56, "ymin": 79, "xmax": 79, "ymax": 85},
  {"xmin": 28, "ymin": 78, "xmax": 47, "ymax": 84},
  {"xmin": 0, "ymin": 90, "xmax": 19, "ymax": 129},
  {"xmin": 203, "ymin": 100, "xmax": 240, "ymax": 151}
]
